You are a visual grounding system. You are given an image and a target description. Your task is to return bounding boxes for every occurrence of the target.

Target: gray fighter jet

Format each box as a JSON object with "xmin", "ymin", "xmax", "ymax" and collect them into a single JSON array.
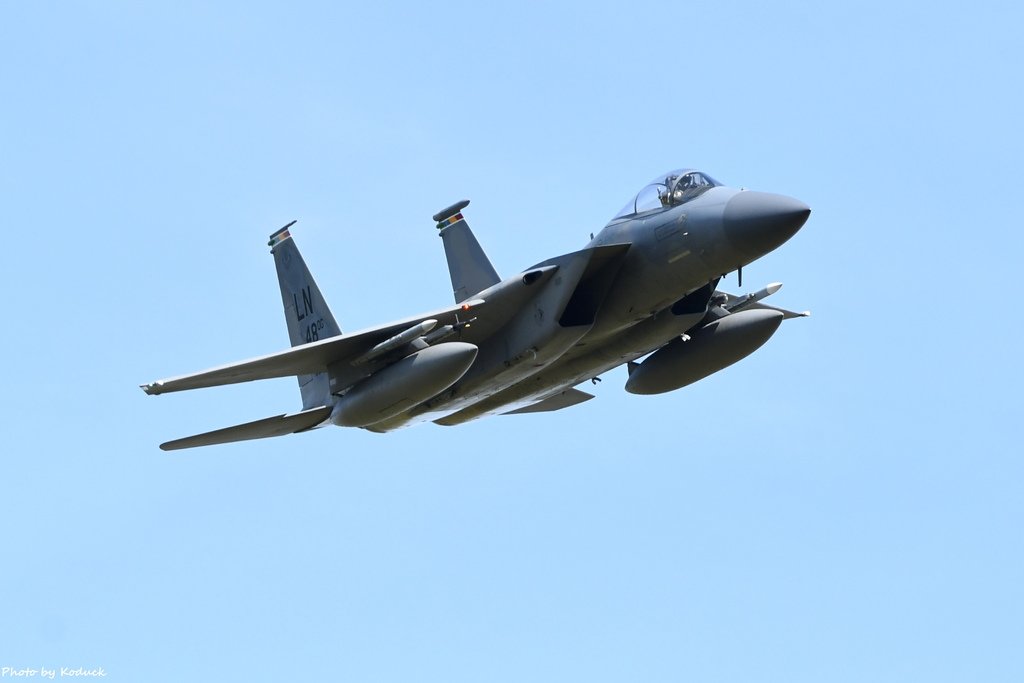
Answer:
[{"xmin": 142, "ymin": 169, "xmax": 810, "ymax": 449}]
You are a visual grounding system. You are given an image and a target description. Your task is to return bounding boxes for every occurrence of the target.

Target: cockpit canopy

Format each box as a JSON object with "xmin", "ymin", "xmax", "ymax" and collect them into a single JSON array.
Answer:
[{"xmin": 612, "ymin": 169, "xmax": 722, "ymax": 221}]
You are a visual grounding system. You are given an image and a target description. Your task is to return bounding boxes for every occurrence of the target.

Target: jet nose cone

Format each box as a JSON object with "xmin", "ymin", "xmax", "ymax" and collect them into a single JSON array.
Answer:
[{"xmin": 724, "ymin": 191, "xmax": 811, "ymax": 259}]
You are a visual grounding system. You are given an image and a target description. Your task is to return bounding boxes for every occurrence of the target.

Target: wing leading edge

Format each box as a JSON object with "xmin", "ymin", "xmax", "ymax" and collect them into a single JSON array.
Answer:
[{"xmin": 141, "ymin": 300, "xmax": 484, "ymax": 396}]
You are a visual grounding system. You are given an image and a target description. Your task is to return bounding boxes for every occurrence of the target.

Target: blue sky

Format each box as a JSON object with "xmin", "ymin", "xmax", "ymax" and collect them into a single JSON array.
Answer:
[{"xmin": 2, "ymin": 1, "xmax": 1022, "ymax": 681}]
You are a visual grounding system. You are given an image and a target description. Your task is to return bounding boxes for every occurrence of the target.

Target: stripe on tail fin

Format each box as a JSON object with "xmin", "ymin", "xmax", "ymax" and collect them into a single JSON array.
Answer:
[
  {"xmin": 269, "ymin": 222, "xmax": 342, "ymax": 409},
  {"xmin": 434, "ymin": 200, "xmax": 500, "ymax": 303}
]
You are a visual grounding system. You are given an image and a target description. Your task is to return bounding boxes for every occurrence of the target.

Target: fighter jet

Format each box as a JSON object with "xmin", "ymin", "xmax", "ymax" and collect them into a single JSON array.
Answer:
[{"xmin": 142, "ymin": 169, "xmax": 810, "ymax": 449}]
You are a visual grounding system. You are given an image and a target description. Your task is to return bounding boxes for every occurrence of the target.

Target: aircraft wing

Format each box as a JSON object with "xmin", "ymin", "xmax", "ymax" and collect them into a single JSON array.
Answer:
[
  {"xmin": 141, "ymin": 300, "xmax": 485, "ymax": 396},
  {"xmin": 160, "ymin": 406, "xmax": 332, "ymax": 451}
]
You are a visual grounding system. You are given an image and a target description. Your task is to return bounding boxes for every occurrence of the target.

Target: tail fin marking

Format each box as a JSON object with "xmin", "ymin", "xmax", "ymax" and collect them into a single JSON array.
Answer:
[{"xmin": 270, "ymin": 223, "xmax": 341, "ymax": 409}]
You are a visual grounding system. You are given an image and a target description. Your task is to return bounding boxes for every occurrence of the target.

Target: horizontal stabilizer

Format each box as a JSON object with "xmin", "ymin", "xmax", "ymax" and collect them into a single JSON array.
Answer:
[
  {"xmin": 503, "ymin": 388, "xmax": 594, "ymax": 415},
  {"xmin": 160, "ymin": 405, "xmax": 332, "ymax": 451}
]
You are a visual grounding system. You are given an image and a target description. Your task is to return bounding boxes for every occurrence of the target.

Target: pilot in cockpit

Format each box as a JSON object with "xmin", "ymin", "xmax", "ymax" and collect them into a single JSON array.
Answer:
[
  {"xmin": 659, "ymin": 175, "xmax": 680, "ymax": 207},
  {"xmin": 612, "ymin": 169, "xmax": 721, "ymax": 222},
  {"xmin": 660, "ymin": 172, "xmax": 706, "ymax": 207}
]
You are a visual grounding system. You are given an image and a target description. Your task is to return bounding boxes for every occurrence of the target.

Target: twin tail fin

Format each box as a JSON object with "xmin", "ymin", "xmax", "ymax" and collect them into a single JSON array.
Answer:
[{"xmin": 269, "ymin": 222, "xmax": 342, "ymax": 410}]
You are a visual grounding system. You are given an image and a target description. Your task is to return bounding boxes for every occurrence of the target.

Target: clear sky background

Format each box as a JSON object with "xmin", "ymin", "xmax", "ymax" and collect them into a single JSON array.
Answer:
[{"xmin": 2, "ymin": 1, "xmax": 1022, "ymax": 681}]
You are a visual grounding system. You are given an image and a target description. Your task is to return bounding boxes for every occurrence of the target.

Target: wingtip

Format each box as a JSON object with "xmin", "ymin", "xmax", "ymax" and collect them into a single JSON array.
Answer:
[
  {"xmin": 159, "ymin": 439, "xmax": 189, "ymax": 451},
  {"xmin": 140, "ymin": 382, "xmax": 162, "ymax": 395}
]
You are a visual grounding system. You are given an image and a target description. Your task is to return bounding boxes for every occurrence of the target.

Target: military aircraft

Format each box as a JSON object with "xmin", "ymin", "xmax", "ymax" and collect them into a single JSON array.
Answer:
[{"xmin": 142, "ymin": 169, "xmax": 810, "ymax": 450}]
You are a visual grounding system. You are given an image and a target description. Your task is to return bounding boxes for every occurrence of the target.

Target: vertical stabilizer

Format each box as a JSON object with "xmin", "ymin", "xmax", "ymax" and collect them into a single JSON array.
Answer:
[
  {"xmin": 268, "ymin": 222, "xmax": 342, "ymax": 409},
  {"xmin": 434, "ymin": 200, "xmax": 500, "ymax": 303}
]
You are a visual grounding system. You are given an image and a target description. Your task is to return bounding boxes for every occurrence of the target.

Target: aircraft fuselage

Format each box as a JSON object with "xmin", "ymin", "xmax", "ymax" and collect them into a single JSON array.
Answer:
[
  {"xmin": 143, "ymin": 169, "xmax": 811, "ymax": 449},
  {"xmin": 367, "ymin": 185, "xmax": 809, "ymax": 431}
]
